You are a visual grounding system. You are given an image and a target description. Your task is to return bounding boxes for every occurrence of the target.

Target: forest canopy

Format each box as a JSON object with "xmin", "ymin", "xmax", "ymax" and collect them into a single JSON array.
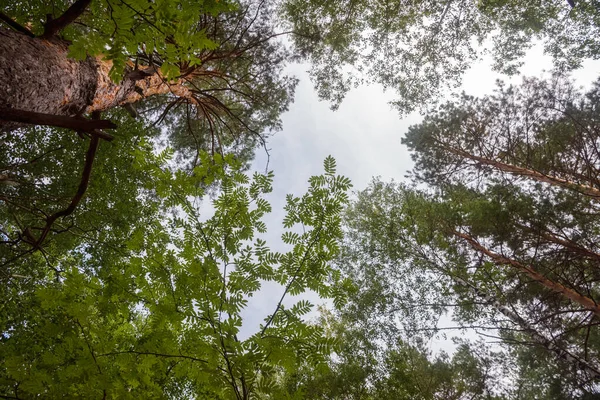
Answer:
[{"xmin": 1, "ymin": 0, "xmax": 600, "ymax": 398}]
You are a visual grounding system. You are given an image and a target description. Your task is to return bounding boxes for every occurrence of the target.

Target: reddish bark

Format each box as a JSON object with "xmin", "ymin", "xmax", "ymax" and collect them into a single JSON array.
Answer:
[
  {"xmin": 0, "ymin": 28, "xmax": 190, "ymax": 127},
  {"xmin": 453, "ymin": 230, "xmax": 600, "ymax": 317},
  {"xmin": 454, "ymin": 274, "xmax": 600, "ymax": 380},
  {"xmin": 444, "ymin": 146, "xmax": 600, "ymax": 199}
]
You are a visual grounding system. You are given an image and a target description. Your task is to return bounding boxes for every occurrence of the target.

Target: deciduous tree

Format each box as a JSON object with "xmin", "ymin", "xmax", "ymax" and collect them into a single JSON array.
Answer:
[
  {"xmin": 1, "ymin": 155, "xmax": 352, "ymax": 398},
  {"xmin": 281, "ymin": 0, "xmax": 600, "ymax": 113}
]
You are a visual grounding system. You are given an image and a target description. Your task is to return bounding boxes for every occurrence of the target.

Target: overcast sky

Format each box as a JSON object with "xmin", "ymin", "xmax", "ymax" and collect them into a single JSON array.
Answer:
[{"xmin": 239, "ymin": 46, "xmax": 600, "ymax": 350}]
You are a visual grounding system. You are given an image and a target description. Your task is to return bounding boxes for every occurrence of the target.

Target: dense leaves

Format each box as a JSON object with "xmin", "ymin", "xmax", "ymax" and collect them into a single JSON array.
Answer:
[
  {"xmin": 333, "ymin": 75, "xmax": 600, "ymax": 397},
  {"xmin": 1, "ymin": 153, "xmax": 352, "ymax": 398},
  {"xmin": 1, "ymin": 0, "xmax": 298, "ymax": 168},
  {"xmin": 2, "ymin": 0, "xmax": 231, "ymax": 80},
  {"xmin": 3, "ymin": 0, "xmax": 600, "ymax": 397}
]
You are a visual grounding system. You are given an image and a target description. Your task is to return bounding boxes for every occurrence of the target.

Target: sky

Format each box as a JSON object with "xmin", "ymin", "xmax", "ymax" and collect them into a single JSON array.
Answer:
[{"xmin": 239, "ymin": 46, "xmax": 600, "ymax": 350}]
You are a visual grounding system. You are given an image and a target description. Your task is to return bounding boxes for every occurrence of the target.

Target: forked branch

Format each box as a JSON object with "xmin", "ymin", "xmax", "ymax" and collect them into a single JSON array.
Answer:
[{"xmin": 41, "ymin": 0, "xmax": 92, "ymax": 38}]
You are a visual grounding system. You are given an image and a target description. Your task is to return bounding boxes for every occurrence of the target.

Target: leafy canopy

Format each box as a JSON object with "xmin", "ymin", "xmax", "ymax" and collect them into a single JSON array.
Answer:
[
  {"xmin": 1, "ymin": 153, "xmax": 352, "ymax": 399},
  {"xmin": 334, "ymin": 74, "xmax": 600, "ymax": 397},
  {"xmin": 2, "ymin": 0, "xmax": 232, "ymax": 80},
  {"xmin": 281, "ymin": 0, "xmax": 600, "ymax": 113}
]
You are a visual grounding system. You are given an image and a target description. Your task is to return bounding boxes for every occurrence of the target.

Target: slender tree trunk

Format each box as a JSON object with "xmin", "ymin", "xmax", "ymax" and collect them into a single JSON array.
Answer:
[
  {"xmin": 444, "ymin": 146, "xmax": 600, "ymax": 199},
  {"xmin": 453, "ymin": 274, "xmax": 600, "ymax": 381},
  {"xmin": 0, "ymin": 28, "xmax": 191, "ymax": 125},
  {"xmin": 453, "ymin": 230, "xmax": 600, "ymax": 317},
  {"xmin": 414, "ymin": 243, "xmax": 600, "ymax": 380}
]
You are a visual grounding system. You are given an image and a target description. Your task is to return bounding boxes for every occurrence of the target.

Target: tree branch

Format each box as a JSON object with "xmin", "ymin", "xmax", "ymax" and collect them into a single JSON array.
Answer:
[
  {"xmin": 453, "ymin": 230, "xmax": 600, "ymax": 317},
  {"xmin": 28, "ymin": 135, "xmax": 100, "ymax": 249},
  {"xmin": 0, "ymin": 12, "xmax": 35, "ymax": 38},
  {"xmin": 260, "ymin": 229, "xmax": 322, "ymax": 337},
  {"xmin": 0, "ymin": 108, "xmax": 115, "ymax": 141},
  {"xmin": 41, "ymin": 0, "xmax": 92, "ymax": 38},
  {"xmin": 97, "ymin": 350, "xmax": 212, "ymax": 365}
]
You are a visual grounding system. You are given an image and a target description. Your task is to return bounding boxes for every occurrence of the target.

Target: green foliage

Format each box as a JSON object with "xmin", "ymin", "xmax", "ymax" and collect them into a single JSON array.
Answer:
[
  {"xmin": 271, "ymin": 304, "xmax": 502, "ymax": 399},
  {"xmin": 2, "ymin": 0, "xmax": 233, "ymax": 80},
  {"xmin": 281, "ymin": 0, "xmax": 600, "ymax": 113},
  {"xmin": 333, "ymin": 74, "xmax": 600, "ymax": 396},
  {"xmin": 2, "ymin": 0, "xmax": 299, "ymax": 169},
  {"xmin": 0, "ymin": 152, "xmax": 352, "ymax": 398}
]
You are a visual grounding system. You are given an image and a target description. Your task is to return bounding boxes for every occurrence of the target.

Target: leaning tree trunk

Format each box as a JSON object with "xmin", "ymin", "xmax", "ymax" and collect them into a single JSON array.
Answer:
[
  {"xmin": 453, "ymin": 274, "xmax": 600, "ymax": 381},
  {"xmin": 0, "ymin": 28, "xmax": 187, "ymax": 122}
]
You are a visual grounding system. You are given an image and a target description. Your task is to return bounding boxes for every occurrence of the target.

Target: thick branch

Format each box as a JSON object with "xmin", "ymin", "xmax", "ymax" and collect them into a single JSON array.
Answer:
[
  {"xmin": 41, "ymin": 0, "xmax": 92, "ymax": 38},
  {"xmin": 0, "ymin": 12, "xmax": 34, "ymax": 37},
  {"xmin": 0, "ymin": 108, "xmax": 115, "ymax": 141}
]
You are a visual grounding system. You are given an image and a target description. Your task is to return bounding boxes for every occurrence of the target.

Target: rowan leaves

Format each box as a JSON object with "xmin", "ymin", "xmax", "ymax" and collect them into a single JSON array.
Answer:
[{"xmin": 0, "ymin": 151, "xmax": 351, "ymax": 398}]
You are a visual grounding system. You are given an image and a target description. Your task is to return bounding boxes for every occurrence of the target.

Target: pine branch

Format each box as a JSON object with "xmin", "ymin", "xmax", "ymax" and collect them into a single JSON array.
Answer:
[{"xmin": 453, "ymin": 230, "xmax": 600, "ymax": 317}]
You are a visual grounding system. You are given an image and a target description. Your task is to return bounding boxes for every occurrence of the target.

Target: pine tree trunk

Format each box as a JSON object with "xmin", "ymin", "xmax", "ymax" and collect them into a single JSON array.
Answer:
[
  {"xmin": 0, "ymin": 28, "xmax": 98, "ymax": 116},
  {"xmin": 0, "ymin": 28, "xmax": 185, "ymax": 125},
  {"xmin": 454, "ymin": 275, "xmax": 600, "ymax": 380},
  {"xmin": 444, "ymin": 145, "xmax": 600, "ymax": 199},
  {"xmin": 454, "ymin": 230, "xmax": 600, "ymax": 317}
]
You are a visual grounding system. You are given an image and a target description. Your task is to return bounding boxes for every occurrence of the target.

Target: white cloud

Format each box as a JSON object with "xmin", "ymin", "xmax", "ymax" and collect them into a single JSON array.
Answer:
[{"xmin": 241, "ymin": 52, "xmax": 600, "ymax": 347}]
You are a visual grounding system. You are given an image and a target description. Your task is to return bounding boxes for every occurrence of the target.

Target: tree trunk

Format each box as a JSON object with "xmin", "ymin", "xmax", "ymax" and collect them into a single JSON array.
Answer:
[
  {"xmin": 0, "ymin": 28, "xmax": 98, "ymax": 116},
  {"xmin": 453, "ymin": 230, "xmax": 600, "ymax": 317},
  {"xmin": 0, "ymin": 28, "xmax": 188, "ymax": 125},
  {"xmin": 453, "ymin": 274, "xmax": 600, "ymax": 381},
  {"xmin": 444, "ymin": 145, "xmax": 600, "ymax": 199}
]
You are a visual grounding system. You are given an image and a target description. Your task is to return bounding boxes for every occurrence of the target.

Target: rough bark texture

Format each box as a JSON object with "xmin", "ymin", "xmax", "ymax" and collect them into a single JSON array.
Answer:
[
  {"xmin": 0, "ymin": 28, "xmax": 98, "ymax": 116},
  {"xmin": 90, "ymin": 61, "xmax": 192, "ymax": 112},
  {"xmin": 0, "ymin": 28, "xmax": 187, "ymax": 128}
]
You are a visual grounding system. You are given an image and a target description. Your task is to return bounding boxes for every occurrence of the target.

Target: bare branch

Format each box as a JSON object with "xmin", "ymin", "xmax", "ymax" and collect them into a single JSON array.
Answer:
[
  {"xmin": 0, "ymin": 108, "xmax": 115, "ymax": 141},
  {"xmin": 28, "ymin": 135, "xmax": 100, "ymax": 249}
]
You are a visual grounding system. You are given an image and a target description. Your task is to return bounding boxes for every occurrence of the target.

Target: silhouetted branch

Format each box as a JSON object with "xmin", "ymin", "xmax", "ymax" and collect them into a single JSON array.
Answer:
[
  {"xmin": 0, "ymin": 108, "xmax": 115, "ymax": 141},
  {"xmin": 27, "ymin": 135, "xmax": 100, "ymax": 249},
  {"xmin": 41, "ymin": 0, "xmax": 92, "ymax": 38}
]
